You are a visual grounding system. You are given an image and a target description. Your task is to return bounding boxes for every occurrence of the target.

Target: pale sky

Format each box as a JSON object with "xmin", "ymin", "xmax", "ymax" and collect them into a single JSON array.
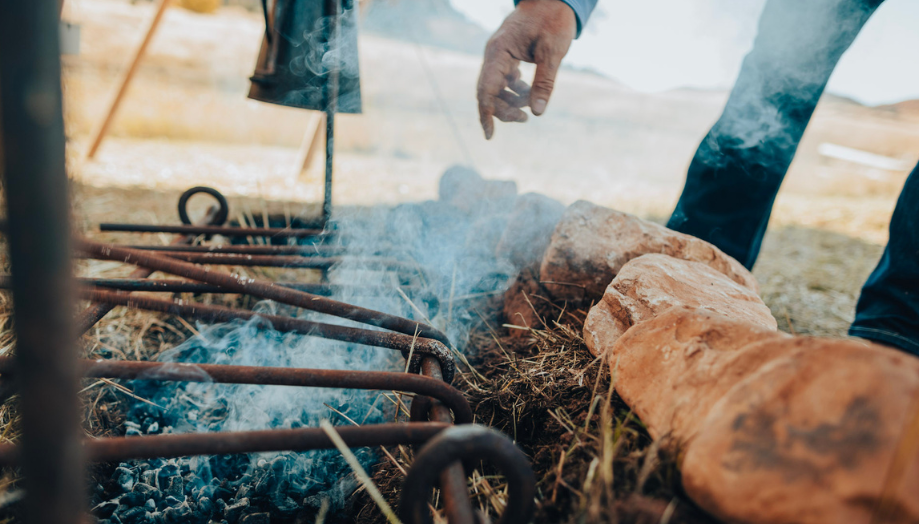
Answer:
[{"xmin": 451, "ymin": 0, "xmax": 919, "ymax": 105}]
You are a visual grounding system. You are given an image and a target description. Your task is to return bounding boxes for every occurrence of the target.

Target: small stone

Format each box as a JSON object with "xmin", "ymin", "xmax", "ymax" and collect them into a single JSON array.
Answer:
[
  {"xmin": 113, "ymin": 466, "xmax": 136, "ymax": 492},
  {"xmin": 117, "ymin": 506, "xmax": 146, "ymax": 524},
  {"xmin": 95, "ymin": 501, "xmax": 119, "ymax": 518},
  {"xmin": 162, "ymin": 503, "xmax": 191, "ymax": 524},
  {"xmin": 146, "ymin": 422, "xmax": 160, "ymax": 434},
  {"xmin": 196, "ymin": 496, "xmax": 214, "ymax": 518},
  {"xmin": 144, "ymin": 499, "xmax": 155, "ymax": 512},
  {"xmin": 133, "ymin": 483, "xmax": 161, "ymax": 503},
  {"xmin": 125, "ymin": 428, "xmax": 142, "ymax": 437},
  {"xmin": 119, "ymin": 491, "xmax": 145, "ymax": 507},
  {"xmin": 235, "ymin": 484, "xmax": 252, "ymax": 500},
  {"xmin": 163, "ymin": 496, "xmax": 183, "ymax": 507},
  {"xmin": 163, "ymin": 476, "xmax": 183, "ymax": 499},
  {"xmin": 223, "ymin": 498, "xmax": 250, "ymax": 524},
  {"xmin": 239, "ymin": 513, "xmax": 269, "ymax": 524},
  {"xmin": 141, "ymin": 469, "xmax": 158, "ymax": 486}
]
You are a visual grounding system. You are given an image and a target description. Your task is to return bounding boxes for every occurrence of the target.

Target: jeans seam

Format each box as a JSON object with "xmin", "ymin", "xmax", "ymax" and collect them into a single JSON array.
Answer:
[{"xmin": 849, "ymin": 326, "xmax": 919, "ymax": 352}]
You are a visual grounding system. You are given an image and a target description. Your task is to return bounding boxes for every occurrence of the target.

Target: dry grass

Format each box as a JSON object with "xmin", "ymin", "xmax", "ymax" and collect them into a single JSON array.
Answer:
[{"xmin": 355, "ymin": 298, "xmax": 714, "ymax": 524}]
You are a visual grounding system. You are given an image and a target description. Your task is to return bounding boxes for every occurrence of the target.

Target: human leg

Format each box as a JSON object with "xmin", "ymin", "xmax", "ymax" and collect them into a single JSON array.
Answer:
[
  {"xmin": 667, "ymin": 0, "xmax": 885, "ymax": 269},
  {"xmin": 849, "ymin": 163, "xmax": 919, "ymax": 356}
]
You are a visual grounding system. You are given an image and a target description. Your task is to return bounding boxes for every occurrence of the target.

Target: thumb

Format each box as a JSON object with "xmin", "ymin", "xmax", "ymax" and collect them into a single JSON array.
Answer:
[{"xmin": 529, "ymin": 45, "xmax": 563, "ymax": 116}]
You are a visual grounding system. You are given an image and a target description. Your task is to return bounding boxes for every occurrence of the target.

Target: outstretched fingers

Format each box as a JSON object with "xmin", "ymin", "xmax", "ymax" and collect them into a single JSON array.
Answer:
[{"xmin": 530, "ymin": 39, "xmax": 566, "ymax": 116}]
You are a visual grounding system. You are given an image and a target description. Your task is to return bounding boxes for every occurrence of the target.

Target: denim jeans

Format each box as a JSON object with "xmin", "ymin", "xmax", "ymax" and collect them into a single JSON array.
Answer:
[{"xmin": 667, "ymin": 0, "xmax": 919, "ymax": 355}]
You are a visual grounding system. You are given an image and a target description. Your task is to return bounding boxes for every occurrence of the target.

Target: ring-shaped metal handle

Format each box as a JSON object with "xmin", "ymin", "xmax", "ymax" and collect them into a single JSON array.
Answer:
[
  {"xmin": 400, "ymin": 425, "xmax": 536, "ymax": 524},
  {"xmin": 178, "ymin": 186, "xmax": 229, "ymax": 226}
]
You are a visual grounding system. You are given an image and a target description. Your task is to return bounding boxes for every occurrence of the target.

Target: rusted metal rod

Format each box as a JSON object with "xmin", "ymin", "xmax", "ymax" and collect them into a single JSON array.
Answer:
[
  {"xmin": 419, "ymin": 357, "xmax": 476, "ymax": 523},
  {"xmin": 0, "ymin": 277, "xmax": 418, "ymax": 297},
  {"xmin": 76, "ymin": 238, "xmax": 451, "ymax": 346},
  {"xmin": 0, "ymin": 423, "xmax": 450, "ymax": 466},
  {"xmin": 77, "ymin": 206, "xmax": 224, "ymax": 333},
  {"xmin": 0, "ymin": 357, "xmax": 472, "ymax": 424},
  {"xmin": 401, "ymin": 426, "xmax": 537, "ymax": 524},
  {"xmin": 80, "ymin": 288, "xmax": 456, "ymax": 383},
  {"xmin": 1, "ymin": 1, "xmax": 85, "ymax": 522},
  {"xmin": 124, "ymin": 244, "xmax": 350, "ymax": 255},
  {"xmin": 101, "ymin": 252, "xmax": 414, "ymax": 271},
  {"xmin": 99, "ymin": 223, "xmax": 324, "ymax": 238}
]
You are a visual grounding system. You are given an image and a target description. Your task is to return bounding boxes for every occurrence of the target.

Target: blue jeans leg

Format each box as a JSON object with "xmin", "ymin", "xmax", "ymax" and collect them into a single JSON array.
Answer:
[
  {"xmin": 849, "ymin": 163, "xmax": 919, "ymax": 356},
  {"xmin": 666, "ymin": 0, "xmax": 884, "ymax": 269}
]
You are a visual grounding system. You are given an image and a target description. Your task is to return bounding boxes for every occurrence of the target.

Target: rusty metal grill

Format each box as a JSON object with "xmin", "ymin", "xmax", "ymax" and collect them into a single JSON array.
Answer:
[
  {"xmin": 0, "ymin": 184, "xmax": 536, "ymax": 524},
  {"xmin": 0, "ymin": 1, "xmax": 535, "ymax": 520}
]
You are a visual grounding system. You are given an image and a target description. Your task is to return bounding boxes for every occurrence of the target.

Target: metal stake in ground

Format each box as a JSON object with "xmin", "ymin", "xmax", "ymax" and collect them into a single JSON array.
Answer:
[{"xmin": 0, "ymin": 1, "xmax": 84, "ymax": 521}]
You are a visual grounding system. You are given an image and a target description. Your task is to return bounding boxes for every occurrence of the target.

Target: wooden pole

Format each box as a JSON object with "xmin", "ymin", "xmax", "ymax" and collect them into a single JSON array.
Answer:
[
  {"xmin": 293, "ymin": 111, "xmax": 326, "ymax": 179},
  {"xmin": 85, "ymin": 0, "xmax": 171, "ymax": 160}
]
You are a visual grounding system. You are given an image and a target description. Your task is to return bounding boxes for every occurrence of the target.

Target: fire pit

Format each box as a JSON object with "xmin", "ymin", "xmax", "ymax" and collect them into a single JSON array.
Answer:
[{"xmin": 0, "ymin": 186, "xmax": 536, "ymax": 524}]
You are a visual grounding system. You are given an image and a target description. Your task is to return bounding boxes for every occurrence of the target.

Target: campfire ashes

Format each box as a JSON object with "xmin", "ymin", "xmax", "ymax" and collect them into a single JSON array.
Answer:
[{"xmin": 86, "ymin": 167, "xmax": 545, "ymax": 524}]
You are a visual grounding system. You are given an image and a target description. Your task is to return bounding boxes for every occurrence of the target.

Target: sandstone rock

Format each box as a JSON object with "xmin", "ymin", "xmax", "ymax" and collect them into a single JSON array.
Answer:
[
  {"xmin": 609, "ymin": 307, "xmax": 794, "ymax": 441},
  {"xmin": 583, "ymin": 255, "xmax": 776, "ymax": 356},
  {"xmin": 540, "ymin": 201, "xmax": 758, "ymax": 303},
  {"xmin": 438, "ymin": 165, "xmax": 517, "ymax": 215},
  {"xmin": 496, "ymin": 193, "xmax": 566, "ymax": 270},
  {"xmin": 610, "ymin": 307, "xmax": 919, "ymax": 524}
]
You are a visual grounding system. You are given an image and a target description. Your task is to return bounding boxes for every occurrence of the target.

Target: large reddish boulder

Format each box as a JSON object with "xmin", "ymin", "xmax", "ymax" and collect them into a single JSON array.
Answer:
[
  {"xmin": 583, "ymin": 254, "xmax": 776, "ymax": 356},
  {"xmin": 539, "ymin": 201, "xmax": 758, "ymax": 303},
  {"xmin": 610, "ymin": 308, "xmax": 919, "ymax": 524}
]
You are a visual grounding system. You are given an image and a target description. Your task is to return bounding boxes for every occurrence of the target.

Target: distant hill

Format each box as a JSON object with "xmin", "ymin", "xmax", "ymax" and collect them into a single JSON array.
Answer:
[
  {"xmin": 878, "ymin": 99, "xmax": 919, "ymax": 119},
  {"xmin": 361, "ymin": 0, "xmax": 490, "ymax": 55}
]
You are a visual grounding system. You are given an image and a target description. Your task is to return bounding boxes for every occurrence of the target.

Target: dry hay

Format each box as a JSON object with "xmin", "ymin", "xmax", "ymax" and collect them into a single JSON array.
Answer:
[{"xmin": 355, "ymin": 297, "xmax": 716, "ymax": 524}]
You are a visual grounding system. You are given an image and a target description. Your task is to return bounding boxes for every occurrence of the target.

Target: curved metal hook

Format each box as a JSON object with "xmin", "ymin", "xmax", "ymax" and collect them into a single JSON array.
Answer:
[
  {"xmin": 178, "ymin": 186, "xmax": 229, "ymax": 226},
  {"xmin": 400, "ymin": 426, "xmax": 536, "ymax": 524}
]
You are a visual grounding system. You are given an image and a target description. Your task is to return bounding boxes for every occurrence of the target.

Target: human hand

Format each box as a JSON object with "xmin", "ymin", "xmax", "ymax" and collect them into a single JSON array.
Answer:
[{"xmin": 476, "ymin": 0, "xmax": 577, "ymax": 139}]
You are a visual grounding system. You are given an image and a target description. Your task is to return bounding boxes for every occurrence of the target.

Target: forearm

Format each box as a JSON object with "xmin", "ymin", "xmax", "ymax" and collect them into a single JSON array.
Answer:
[{"xmin": 514, "ymin": 0, "xmax": 597, "ymax": 37}]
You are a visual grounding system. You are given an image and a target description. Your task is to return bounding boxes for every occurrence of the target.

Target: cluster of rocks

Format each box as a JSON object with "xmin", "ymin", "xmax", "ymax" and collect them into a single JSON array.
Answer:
[{"xmin": 503, "ymin": 200, "xmax": 919, "ymax": 524}]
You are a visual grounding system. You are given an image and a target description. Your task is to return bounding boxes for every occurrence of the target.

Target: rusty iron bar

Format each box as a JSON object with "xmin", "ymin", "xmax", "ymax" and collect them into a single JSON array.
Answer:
[
  {"xmin": 401, "ymin": 425, "xmax": 537, "ymax": 524},
  {"xmin": 76, "ymin": 238, "xmax": 451, "ymax": 346},
  {"xmin": 77, "ymin": 205, "xmax": 225, "ymax": 333},
  {"xmin": 99, "ymin": 223, "xmax": 324, "ymax": 238},
  {"xmin": 0, "ymin": 276, "xmax": 421, "ymax": 297},
  {"xmin": 0, "ymin": 1, "xmax": 84, "ymax": 521},
  {"xmin": 0, "ymin": 357, "xmax": 472, "ymax": 424},
  {"xmin": 322, "ymin": 0, "xmax": 340, "ymax": 224},
  {"xmin": 80, "ymin": 288, "xmax": 456, "ymax": 383},
  {"xmin": 418, "ymin": 357, "xmax": 477, "ymax": 523},
  {"xmin": 124, "ymin": 244, "xmax": 351, "ymax": 255},
  {"xmin": 93, "ymin": 252, "xmax": 415, "ymax": 271},
  {"xmin": 0, "ymin": 423, "xmax": 450, "ymax": 466}
]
